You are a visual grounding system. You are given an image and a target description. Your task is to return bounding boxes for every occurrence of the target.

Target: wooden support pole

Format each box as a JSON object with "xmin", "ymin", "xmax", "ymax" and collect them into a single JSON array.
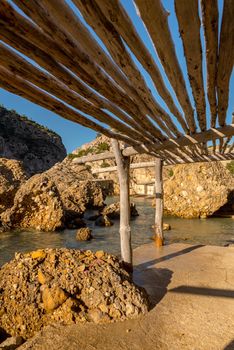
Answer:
[
  {"xmin": 111, "ymin": 139, "xmax": 132, "ymax": 271},
  {"xmin": 154, "ymin": 158, "xmax": 164, "ymax": 247}
]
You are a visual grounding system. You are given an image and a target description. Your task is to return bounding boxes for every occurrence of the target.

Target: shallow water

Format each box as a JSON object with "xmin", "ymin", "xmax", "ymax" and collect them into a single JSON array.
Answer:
[{"xmin": 0, "ymin": 196, "xmax": 234, "ymax": 266}]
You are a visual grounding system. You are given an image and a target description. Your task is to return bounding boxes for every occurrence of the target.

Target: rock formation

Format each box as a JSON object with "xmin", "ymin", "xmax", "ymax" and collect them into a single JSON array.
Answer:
[
  {"xmin": 154, "ymin": 162, "xmax": 234, "ymax": 218},
  {"xmin": 0, "ymin": 161, "xmax": 105, "ymax": 231},
  {"xmin": 0, "ymin": 106, "xmax": 66, "ymax": 175},
  {"xmin": 76, "ymin": 227, "xmax": 92, "ymax": 241},
  {"xmin": 0, "ymin": 248, "xmax": 149, "ymax": 339},
  {"xmin": 102, "ymin": 202, "xmax": 139, "ymax": 219},
  {"xmin": 0, "ymin": 158, "xmax": 28, "ymax": 215}
]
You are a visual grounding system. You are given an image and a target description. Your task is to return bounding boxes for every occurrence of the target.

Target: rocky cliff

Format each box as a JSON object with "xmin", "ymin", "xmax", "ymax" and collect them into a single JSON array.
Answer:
[{"xmin": 0, "ymin": 106, "xmax": 66, "ymax": 175}]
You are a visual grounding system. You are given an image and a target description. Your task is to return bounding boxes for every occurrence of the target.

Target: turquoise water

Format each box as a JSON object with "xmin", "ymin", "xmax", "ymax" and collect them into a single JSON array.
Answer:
[{"xmin": 0, "ymin": 196, "xmax": 234, "ymax": 266}]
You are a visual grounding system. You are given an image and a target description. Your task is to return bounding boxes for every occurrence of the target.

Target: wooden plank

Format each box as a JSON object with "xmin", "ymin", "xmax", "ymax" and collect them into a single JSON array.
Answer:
[
  {"xmin": 175, "ymin": 0, "xmax": 207, "ymax": 131},
  {"xmin": 111, "ymin": 139, "xmax": 132, "ymax": 268},
  {"xmin": 73, "ymin": 0, "xmax": 186, "ymax": 135},
  {"xmin": 154, "ymin": 158, "xmax": 164, "ymax": 247},
  {"xmin": 0, "ymin": 0, "xmax": 164, "ymax": 142},
  {"xmin": 94, "ymin": 0, "xmax": 186, "ymax": 134},
  {"xmin": 73, "ymin": 124, "xmax": 234, "ymax": 164},
  {"xmin": 0, "ymin": 43, "xmax": 154, "ymax": 145},
  {"xmin": 201, "ymin": 0, "xmax": 219, "ymax": 127},
  {"xmin": 0, "ymin": 66, "xmax": 143, "ymax": 148},
  {"xmin": 135, "ymin": 0, "xmax": 195, "ymax": 133},
  {"xmin": 217, "ymin": 0, "xmax": 234, "ymax": 126}
]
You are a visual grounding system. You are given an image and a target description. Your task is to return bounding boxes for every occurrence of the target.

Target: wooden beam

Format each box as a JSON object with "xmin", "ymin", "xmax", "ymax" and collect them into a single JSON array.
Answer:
[
  {"xmin": 175, "ymin": 0, "xmax": 206, "ymax": 131},
  {"xmin": 217, "ymin": 0, "xmax": 234, "ymax": 126},
  {"xmin": 154, "ymin": 158, "xmax": 164, "ymax": 247},
  {"xmin": 135, "ymin": 0, "xmax": 195, "ymax": 133},
  {"xmin": 111, "ymin": 139, "xmax": 132, "ymax": 269},
  {"xmin": 73, "ymin": 124, "xmax": 234, "ymax": 164},
  {"xmin": 201, "ymin": 0, "xmax": 219, "ymax": 127},
  {"xmin": 94, "ymin": 0, "xmax": 185, "ymax": 135}
]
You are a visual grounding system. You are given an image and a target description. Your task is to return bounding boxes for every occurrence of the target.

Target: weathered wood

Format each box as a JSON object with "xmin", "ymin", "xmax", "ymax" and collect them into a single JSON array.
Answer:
[
  {"xmin": 111, "ymin": 139, "xmax": 132, "ymax": 268},
  {"xmin": 73, "ymin": 124, "xmax": 234, "ymax": 164},
  {"xmin": 217, "ymin": 0, "xmax": 234, "ymax": 127},
  {"xmin": 0, "ymin": 1, "xmax": 164, "ymax": 142},
  {"xmin": 94, "ymin": 0, "xmax": 185, "ymax": 135},
  {"xmin": 0, "ymin": 66, "xmax": 144, "ymax": 148},
  {"xmin": 201, "ymin": 0, "xmax": 219, "ymax": 127},
  {"xmin": 154, "ymin": 158, "xmax": 164, "ymax": 247},
  {"xmin": 135, "ymin": 0, "xmax": 195, "ymax": 133},
  {"xmin": 175, "ymin": 0, "xmax": 206, "ymax": 131}
]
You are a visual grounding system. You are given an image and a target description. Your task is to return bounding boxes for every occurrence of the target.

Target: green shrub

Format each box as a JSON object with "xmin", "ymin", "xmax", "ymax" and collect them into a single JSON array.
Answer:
[
  {"xmin": 168, "ymin": 169, "xmax": 174, "ymax": 177},
  {"xmin": 100, "ymin": 161, "xmax": 110, "ymax": 168},
  {"xmin": 226, "ymin": 161, "xmax": 234, "ymax": 176},
  {"xmin": 96, "ymin": 142, "xmax": 110, "ymax": 153}
]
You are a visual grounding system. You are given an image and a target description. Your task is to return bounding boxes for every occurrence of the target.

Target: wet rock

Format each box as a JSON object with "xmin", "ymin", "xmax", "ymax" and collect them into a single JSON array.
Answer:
[
  {"xmin": 0, "ymin": 158, "xmax": 28, "ymax": 215},
  {"xmin": 0, "ymin": 336, "xmax": 24, "ymax": 350},
  {"xmin": 102, "ymin": 202, "xmax": 139, "ymax": 219},
  {"xmin": 76, "ymin": 227, "xmax": 92, "ymax": 241},
  {"xmin": 66, "ymin": 218, "xmax": 86, "ymax": 229},
  {"xmin": 0, "ymin": 248, "xmax": 149, "ymax": 339},
  {"xmin": 95, "ymin": 215, "xmax": 113, "ymax": 227}
]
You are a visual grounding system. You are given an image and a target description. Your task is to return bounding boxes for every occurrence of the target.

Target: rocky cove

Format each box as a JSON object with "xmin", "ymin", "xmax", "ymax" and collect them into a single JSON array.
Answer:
[{"xmin": 0, "ymin": 109, "xmax": 234, "ymax": 348}]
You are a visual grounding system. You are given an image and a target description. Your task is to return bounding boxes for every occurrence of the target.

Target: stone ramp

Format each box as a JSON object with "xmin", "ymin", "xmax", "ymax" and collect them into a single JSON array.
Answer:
[{"xmin": 20, "ymin": 243, "xmax": 234, "ymax": 350}]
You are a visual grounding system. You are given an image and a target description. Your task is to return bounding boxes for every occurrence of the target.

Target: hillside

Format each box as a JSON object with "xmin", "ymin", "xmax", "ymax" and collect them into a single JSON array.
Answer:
[{"xmin": 0, "ymin": 106, "xmax": 66, "ymax": 175}]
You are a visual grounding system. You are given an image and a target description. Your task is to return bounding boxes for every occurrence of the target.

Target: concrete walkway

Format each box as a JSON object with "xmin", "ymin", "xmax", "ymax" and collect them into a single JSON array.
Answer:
[{"xmin": 20, "ymin": 243, "xmax": 234, "ymax": 350}]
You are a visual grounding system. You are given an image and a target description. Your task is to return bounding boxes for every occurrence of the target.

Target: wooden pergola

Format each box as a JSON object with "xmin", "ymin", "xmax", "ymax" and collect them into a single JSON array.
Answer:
[{"xmin": 0, "ymin": 0, "xmax": 233, "ymax": 269}]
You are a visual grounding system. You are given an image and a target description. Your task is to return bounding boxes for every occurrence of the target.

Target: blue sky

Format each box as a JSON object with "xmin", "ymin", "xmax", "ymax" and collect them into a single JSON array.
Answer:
[{"xmin": 0, "ymin": 0, "xmax": 233, "ymax": 153}]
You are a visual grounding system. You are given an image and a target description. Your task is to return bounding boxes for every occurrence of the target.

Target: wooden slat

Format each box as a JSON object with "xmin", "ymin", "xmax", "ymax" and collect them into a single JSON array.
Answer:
[
  {"xmin": 175, "ymin": 0, "xmax": 207, "ymax": 131},
  {"xmin": 93, "ymin": 0, "xmax": 186, "ymax": 134},
  {"xmin": 0, "ymin": 0, "xmax": 164, "ymax": 142},
  {"xmin": 0, "ymin": 66, "xmax": 143, "ymax": 148},
  {"xmin": 135, "ymin": 0, "xmax": 195, "ymax": 133},
  {"xmin": 73, "ymin": 0, "xmax": 186, "ymax": 135},
  {"xmin": 0, "ymin": 26, "xmax": 159, "ymax": 145},
  {"xmin": 201, "ymin": 0, "xmax": 219, "ymax": 127},
  {"xmin": 0, "ymin": 43, "xmax": 156, "ymax": 146},
  {"xmin": 217, "ymin": 0, "xmax": 234, "ymax": 126}
]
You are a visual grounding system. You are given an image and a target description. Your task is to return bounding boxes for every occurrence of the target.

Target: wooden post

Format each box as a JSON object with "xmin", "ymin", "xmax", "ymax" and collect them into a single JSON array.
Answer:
[
  {"xmin": 154, "ymin": 158, "xmax": 164, "ymax": 247},
  {"xmin": 111, "ymin": 139, "xmax": 132, "ymax": 270}
]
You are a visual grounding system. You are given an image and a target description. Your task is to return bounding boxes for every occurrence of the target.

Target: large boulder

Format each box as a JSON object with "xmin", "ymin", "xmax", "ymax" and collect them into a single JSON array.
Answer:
[
  {"xmin": 0, "ymin": 158, "xmax": 28, "ymax": 215},
  {"xmin": 0, "ymin": 248, "xmax": 149, "ymax": 339},
  {"xmin": 0, "ymin": 106, "xmax": 66, "ymax": 176},
  {"xmin": 157, "ymin": 162, "xmax": 234, "ymax": 218},
  {"xmin": 1, "ymin": 174, "xmax": 64, "ymax": 231},
  {"xmin": 0, "ymin": 161, "xmax": 105, "ymax": 231}
]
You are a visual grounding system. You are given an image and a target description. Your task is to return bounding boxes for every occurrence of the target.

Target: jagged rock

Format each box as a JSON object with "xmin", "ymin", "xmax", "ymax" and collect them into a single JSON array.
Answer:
[
  {"xmin": 0, "ymin": 160, "xmax": 105, "ymax": 231},
  {"xmin": 0, "ymin": 336, "xmax": 24, "ymax": 350},
  {"xmin": 0, "ymin": 158, "xmax": 28, "ymax": 215},
  {"xmin": 76, "ymin": 227, "xmax": 92, "ymax": 241},
  {"xmin": 153, "ymin": 162, "xmax": 234, "ymax": 218},
  {"xmin": 1, "ymin": 174, "xmax": 64, "ymax": 232},
  {"xmin": 102, "ymin": 202, "xmax": 139, "ymax": 219},
  {"xmin": 0, "ymin": 248, "xmax": 149, "ymax": 339},
  {"xmin": 0, "ymin": 106, "xmax": 66, "ymax": 176},
  {"xmin": 95, "ymin": 215, "xmax": 113, "ymax": 227}
]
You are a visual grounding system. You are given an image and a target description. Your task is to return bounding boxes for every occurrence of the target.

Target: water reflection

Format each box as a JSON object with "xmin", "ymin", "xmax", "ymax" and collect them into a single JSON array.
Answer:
[{"xmin": 0, "ymin": 196, "xmax": 234, "ymax": 266}]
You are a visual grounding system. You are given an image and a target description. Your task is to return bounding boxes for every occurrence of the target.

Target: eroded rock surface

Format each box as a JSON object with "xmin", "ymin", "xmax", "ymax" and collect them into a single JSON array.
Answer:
[
  {"xmin": 76, "ymin": 228, "xmax": 92, "ymax": 241},
  {"xmin": 159, "ymin": 162, "xmax": 234, "ymax": 218},
  {"xmin": 0, "ymin": 107, "xmax": 66, "ymax": 176},
  {"xmin": 0, "ymin": 158, "xmax": 28, "ymax": 215},
  {"xmin": 0, "ymin": 248, "xmax": 149, "ymax": 339},
  {"xmin": 1, "ymin": 174, "xmax": 64, "ymax": 231}
]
